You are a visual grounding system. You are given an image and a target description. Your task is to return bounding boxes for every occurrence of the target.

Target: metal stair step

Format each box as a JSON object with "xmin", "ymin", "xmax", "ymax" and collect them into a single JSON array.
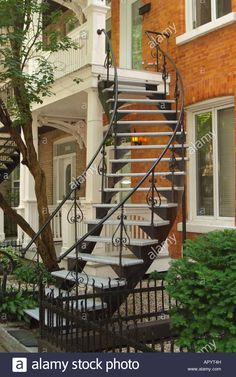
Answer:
[
  {"xmin": 114, "ymin": 144, "xmax": 188, "ymax": 150},
  {"xmin": 68, "ymin": 253, "xmax": 144, "ymax": 267},
  {"xmin": 84, "ymin": 219, "xmax": 170, "ymax": 227},
  {"xmin": 107, "ymin": 98, "xmax": 175, "ymax": 104},
  {"xmin": 51, "ymin": 270, "xmax": 126, "ymax": 289},
  {"xmin": 107, "ymin": 171, "xmax": 185, "ymax": 178},
  {"xmin": 117, "ymin": 120, "xmax": 178, "ymax": 125},
  {"xmin": 115, "ymin": 132, "xmax": 186, "ymax": 137},
  {"xmin": 94, "ymin": 203, "xmax": 177, "ymax": 209},
  {"xmin": 110, "ymin": 157, "xmax": 188, "ymax": 163},
  {"xmin": 103, "ymin": 88, "xmax": 162, "ymax": 95},
  {"xmin": 84, "ymin": 236, "xmax": 159, "ymax": 247},
  {"xmin": 107, "ymin": 79, "xmax": 160, "ymax": 87},
  {"xmin": 103, "ymin": 187, "xmax": 184, "ymax": 193},
  {"xmin": 113, "ymin": 109, "xmax": 179, "ymax": 114}
]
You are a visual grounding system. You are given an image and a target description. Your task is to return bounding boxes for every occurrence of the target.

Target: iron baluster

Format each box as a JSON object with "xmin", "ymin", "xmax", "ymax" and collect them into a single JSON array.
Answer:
[
  {"xmin": 112, "ymin": 205, "xmax": 130, "ymax": 269},
  {"xmin": 146, "ymin": 169, "xmax": 162, "ymax": 226},
  {"xmin": 98, "ymin": 144, "xmax": 107, "ymax": 202},
  {"xmin": 162, "ymin": 55, "xmax": 169, "ymax": 96},
  {"xmin": 67, "ymin": 183, "xmax": 83, "ymax": 225}
]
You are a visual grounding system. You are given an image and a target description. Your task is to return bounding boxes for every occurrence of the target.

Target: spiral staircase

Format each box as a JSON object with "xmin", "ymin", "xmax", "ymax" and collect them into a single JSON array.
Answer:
[
  {"xmin": 24, "ymin": 30, "xmax": 187, "ymax": 327},
  {"xmin": 0, "ymin": 134, "xmax": 20, "ymax": 187}
]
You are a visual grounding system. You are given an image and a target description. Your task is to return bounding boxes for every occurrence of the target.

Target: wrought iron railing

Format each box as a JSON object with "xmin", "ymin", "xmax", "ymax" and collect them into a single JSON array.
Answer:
[{"xmin": 39, "ymin": 277, "xmax": 186, "ymax": 352}]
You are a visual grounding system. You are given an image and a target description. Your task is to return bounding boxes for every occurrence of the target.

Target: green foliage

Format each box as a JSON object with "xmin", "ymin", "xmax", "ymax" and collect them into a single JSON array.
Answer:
[
  {"xmin": 14, "ymin": 262, "xmax": 55, "ymax": 285},
  {"xmin": 0, "ymin": 246, "xmax": 22, "ymax": 270},
  {"xmin": 0, "ymin": 0, "xmax": 78, "ymax": 117},
  {"xmin": 0, "ymin": 291, "xmax": 37, "ymax": 321},
  {"xmin": 166, "ymin": 230, "xmax": 236, "ymax": 352}
]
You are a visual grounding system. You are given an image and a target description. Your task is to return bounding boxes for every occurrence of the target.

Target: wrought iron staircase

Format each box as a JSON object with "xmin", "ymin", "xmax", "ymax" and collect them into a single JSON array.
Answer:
[
  {"xmin": 24, "ymin": 29, "xmax": 186, "ymax": 326},
  {"xmin": 0, "ymin": 134, "xmax": 20, "ymax": 186}
]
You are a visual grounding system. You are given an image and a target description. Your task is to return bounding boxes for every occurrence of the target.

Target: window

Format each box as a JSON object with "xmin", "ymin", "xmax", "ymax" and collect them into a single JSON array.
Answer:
[
  {"xmin": 193, "ymin": 0, "xmax": 232, "ymax": 28},
  {"xmin": 177, "ymin": 0, "xmax": 235, "ymax": 44},
  {"xmin": 192, "ymin": 104, "xmax": 235, "ymax": 219},
  {"xmin": 131, "ymin": 0, "xmax": 142, "ymax": 70}
]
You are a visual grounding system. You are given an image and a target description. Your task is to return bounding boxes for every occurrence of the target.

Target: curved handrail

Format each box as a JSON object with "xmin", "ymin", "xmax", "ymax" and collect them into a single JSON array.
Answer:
[
  {"xmin": 23, "ymin": 29, "xmax": 119, "ymax": 254},
  {"xmin": 57, "ymin": 30, "xmax": 185, "ymax": 262}
]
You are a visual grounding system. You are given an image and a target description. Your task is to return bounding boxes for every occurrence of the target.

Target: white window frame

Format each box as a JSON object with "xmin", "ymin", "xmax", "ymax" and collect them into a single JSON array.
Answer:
[
  {"xmin": 119, "ymin": 0, "xmax": 142, "ymax": 69},
  {"xmin": 177, "ymin": 0, "xmax": 236, "ymax": 45},
  {"xmin": 187, "ymin": 97, "xmax": 235, "ymax": 228}
]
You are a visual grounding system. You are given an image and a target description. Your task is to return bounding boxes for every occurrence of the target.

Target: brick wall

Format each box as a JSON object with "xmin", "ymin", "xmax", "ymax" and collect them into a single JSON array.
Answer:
[{"xmin": 111, "ymin": 0, "xmax": 236, "ymax": 257}]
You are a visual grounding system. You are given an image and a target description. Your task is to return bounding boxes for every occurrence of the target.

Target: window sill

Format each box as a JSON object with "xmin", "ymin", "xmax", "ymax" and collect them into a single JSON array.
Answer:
[
  {"xmin": 176, "ymin": 12, "xmax": 236, "ymax": 45},
  {"xmin": 177, "ymin": 220, "xmax": 235, "ymax": 234}
]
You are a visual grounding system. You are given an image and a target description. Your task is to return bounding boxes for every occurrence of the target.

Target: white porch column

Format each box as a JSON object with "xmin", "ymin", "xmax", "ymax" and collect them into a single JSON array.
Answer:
[
  {"xmin": 0, "ymin": 209, "xmax": 5, "ymax": 241},
  {"xmin": 85, "ymin": 88, "xmax": 103, "ymax": 204},
  {"xmin": 18, "ymin": 114, "xmax": 39, "ymax": 246},
  {"xmin": 84, "ymin": 0, "xmax": 109, "ymax": 66}
]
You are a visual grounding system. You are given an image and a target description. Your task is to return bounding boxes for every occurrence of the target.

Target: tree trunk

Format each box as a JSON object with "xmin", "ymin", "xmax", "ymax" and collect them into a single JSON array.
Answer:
[{"xmin": 0, "ymin": 192, "xmax": 59, "ymax": 271}]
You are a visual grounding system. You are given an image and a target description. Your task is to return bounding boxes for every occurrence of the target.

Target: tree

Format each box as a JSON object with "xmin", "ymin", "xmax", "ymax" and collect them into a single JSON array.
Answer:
[{"xmin": 0, "ymin": 0, "xmax": 78, "ymax": 270}]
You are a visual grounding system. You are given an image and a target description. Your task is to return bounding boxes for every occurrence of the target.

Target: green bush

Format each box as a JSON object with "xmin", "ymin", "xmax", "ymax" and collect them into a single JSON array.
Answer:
[
  {"xmin": 0, "ymin": 291, "xmax": 37, "ymax": 321},
  {"xmin": 166, "ymin": 230, "xmax": 236, "ymax": 352},
  {"xmin": 14, "ymin": 262, "xmax": 55, "ymax": 285},
  {"xmin": 0, "ymin": 247, "xmax": 22, "ymax": 271}
]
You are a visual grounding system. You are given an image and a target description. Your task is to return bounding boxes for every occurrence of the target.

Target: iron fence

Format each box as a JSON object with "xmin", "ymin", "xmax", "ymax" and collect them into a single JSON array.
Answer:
[{"xmin": 39, "ymin": 278, "xmax": 185, "ymax": 352}]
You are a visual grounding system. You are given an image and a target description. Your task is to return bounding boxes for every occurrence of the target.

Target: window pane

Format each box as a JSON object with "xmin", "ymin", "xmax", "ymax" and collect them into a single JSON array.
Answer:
[
  {"xmin": 132, "ymin": 0, "xmax": 142, "ymax": 70},
  {"xmin": 218, "ymin": 107, "xmax": 234, "ymax": 217},
  {"xmin": 216, "ymin": 0, "xmax": 232, "ymax": 18},
  {"xmin": 193, "ymin": 0, "xmax": 212, "ymax": 28},
  {"xmin": 196, "ymin": 112, "xmax": 214, "ymax": 216}
]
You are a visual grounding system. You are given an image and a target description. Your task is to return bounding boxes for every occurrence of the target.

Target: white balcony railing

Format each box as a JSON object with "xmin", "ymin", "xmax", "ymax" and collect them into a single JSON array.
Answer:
[
  {"xmin": 48, "ymin": 23, "xmax": 88, "ymax": 81},
  {"xmin": 48, "ymin": 205, "xmax": 62, "ymax": 241}
]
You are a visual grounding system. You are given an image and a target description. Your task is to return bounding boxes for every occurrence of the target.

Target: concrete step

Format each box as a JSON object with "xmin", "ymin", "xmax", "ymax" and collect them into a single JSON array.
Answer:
[
  {"xmin": 51, "ymin": 270, "xmax": 126, "ymax": 289},
  {"xmin": 68, "ymin": 253, "xmax": 144, "ymax": 267}
]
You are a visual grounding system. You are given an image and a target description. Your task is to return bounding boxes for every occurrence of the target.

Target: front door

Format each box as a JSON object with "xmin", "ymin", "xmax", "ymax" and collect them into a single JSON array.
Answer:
[{"xmin": 120, "ymin": 0, "xmax": 142, "ymax": 69}]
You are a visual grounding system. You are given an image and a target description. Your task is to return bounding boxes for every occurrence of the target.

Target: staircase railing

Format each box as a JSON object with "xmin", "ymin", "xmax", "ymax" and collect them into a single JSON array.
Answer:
[
  {"xmin": 23, "ymin": 29, "xmax": 186, "ymax": 265},
  {"xmin": 57, "ymin": 30, "xmax": 185, "ymax": 263}
]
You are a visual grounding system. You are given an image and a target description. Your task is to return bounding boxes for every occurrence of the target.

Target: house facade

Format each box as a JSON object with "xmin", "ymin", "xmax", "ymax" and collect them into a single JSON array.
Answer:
[{"xmin": 0, "ymin": 0, "xmax": 235, "ymax": 275}]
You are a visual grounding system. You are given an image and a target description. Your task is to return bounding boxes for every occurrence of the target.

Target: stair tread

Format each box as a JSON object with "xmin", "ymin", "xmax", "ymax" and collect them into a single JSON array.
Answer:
[
  {"xmin": 103, "ymin": 187, "xmax": 184, "ymax": 192},
  {"xmin": 107, "ymin": 171, "xmax": 185, "ymax": 177},
  {"xmin": 107, "ymin": 98, "xmax": 175, "ymax": 104},
  {"xmin": 94, "ymin": 203, "xmax": 177, "ymax": 209},
  {"xmin": 115, "ymin": 144, "xmax": 187, "ymax": 150},
  {"xmin": 115, "ymin": 132, "xmax": 185, "ymax": 137},
  {"xmin": 103, "ymin": 88, "xmax": 162, "ymax": 95},
  {"xmin": 85, "ymin": 236, "xmax": 159, "ymax": 247},
  {"xmin": 110, "ymin": 157, "xmax": 188, "ymax": 163},
  {"xmin": 84, "ymin": 219, "xmax": 169, "ymax": 226},
  {"xmin": 113, "ymin": 109, "xmax": 178, "ymax": 114},
  {"xmin": 117, "ymin": 120, "xmax": 178, "ymax": 125},
  {"xmin": 102, "ymin": 79, "xmax": 159, "ymax": 87},
  {"xmin": 51, "ymin": 270, "xmax": 126, "ymax": 288},
  {"xmin": 68, "ymin": 253, "xmax": 144, "ymax": 266}
]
